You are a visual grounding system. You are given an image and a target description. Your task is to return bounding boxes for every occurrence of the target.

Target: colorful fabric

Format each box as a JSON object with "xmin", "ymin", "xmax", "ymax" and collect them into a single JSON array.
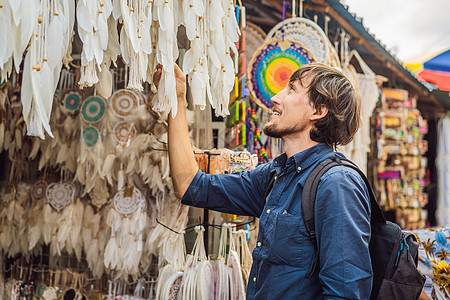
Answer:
[{"xmin": 413, "ymin": 228, "xmax": 450, "ymax": 299}]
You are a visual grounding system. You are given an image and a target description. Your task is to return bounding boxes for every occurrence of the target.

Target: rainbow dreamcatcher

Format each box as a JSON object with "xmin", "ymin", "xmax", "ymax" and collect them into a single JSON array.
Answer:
[{"xmin": 247, "ymin": 38, "xmax": 315, "ymax": 109}]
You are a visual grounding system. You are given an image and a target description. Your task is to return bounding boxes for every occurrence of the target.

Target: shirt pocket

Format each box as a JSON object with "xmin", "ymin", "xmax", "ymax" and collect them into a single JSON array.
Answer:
[{"xmin": 267, "ymin": 213, "xmax": 311, "ymax": 268}]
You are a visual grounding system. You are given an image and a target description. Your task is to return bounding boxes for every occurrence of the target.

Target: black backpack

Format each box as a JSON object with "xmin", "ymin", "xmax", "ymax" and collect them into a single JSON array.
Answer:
[{"xmin": 265, "ymin": 156, "xmax": 426, "ymax": 299}]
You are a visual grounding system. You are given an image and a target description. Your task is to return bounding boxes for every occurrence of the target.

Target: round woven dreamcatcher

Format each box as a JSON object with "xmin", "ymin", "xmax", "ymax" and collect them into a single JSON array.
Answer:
[
  {"xmin": 265, "ymin": 17, "xmax": 330, "ymax": 64},
  {"xmin": 0, "ymin": 183, "xmax": 15, "ymax": 203},
  {"xmin": 31, "ymin": 180, "xmax": 48, "ymax": 201},
  {"xmin": 151, "ymin": 121, "xmax": 167, "ymax": 139},
  {"xmin": 61, "ymin": 91, "xmax": 82, "ymax": 115},
  {"xmin": 113, "ymin": 186, "xmax": 145, "ymax": 216},
  {"xmin": 247, "ymin": 38, "xmax": 315, "ymax": 108},
  {"xmin": 46, "ymin": 182, "xmax": 75, "ymax": 211},
  {"xmin": 110, "ymin": 89, "xmax": 139, "ymax": 118},
  {"xmin": 82, "ymin": 126, "xmax": 100, "ymax": 147},
  {"xmin": 113, "ymin": 121, "xmax": 137, "ymax": 144},
  {"xmin": 81, "ymin": 96, "xmax": 106, "ymax": 123}
]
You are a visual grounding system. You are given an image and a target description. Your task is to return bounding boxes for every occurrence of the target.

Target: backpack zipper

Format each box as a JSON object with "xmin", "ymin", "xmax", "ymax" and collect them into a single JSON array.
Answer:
[{"xmin": 394, "ymin": 234, "xmax": 410, "ymax": 267}]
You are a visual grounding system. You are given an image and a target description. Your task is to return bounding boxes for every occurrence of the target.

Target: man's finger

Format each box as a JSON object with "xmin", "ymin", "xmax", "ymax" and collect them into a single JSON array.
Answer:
[{"xmin": 153, "ymin": 67, "xmax": 162, "ymax": 87}]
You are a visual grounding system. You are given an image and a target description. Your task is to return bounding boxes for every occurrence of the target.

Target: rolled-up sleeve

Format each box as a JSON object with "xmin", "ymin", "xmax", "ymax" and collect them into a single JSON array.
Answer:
[
  {"xmin": 181, "ymin": 163, "xmax": 272, "ymax": 217},
  {"xmin": 315, "ymin": 166, "xmax": 373, "ymax": 300}
]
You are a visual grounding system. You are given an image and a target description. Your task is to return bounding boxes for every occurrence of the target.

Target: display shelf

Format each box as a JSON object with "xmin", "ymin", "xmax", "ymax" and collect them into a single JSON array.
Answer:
[{"xmin": 371, "ymin": 88, "xmax": 429, "ymax": 229}]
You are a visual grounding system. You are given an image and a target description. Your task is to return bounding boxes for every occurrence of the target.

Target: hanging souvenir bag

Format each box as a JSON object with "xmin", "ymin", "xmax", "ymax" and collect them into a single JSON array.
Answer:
[{"xmin": 227, "ymin": 225, "xmax": 246, "ymax": 300}]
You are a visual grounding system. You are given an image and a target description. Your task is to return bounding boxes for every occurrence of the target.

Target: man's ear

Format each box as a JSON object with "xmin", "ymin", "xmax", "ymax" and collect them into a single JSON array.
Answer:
[{"xmin": 310, "ymin": 104, "xmax": 328, "ymax": 121}]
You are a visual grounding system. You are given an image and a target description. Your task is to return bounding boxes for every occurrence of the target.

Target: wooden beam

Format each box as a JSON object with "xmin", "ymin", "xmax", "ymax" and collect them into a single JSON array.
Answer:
[{"xmin": 246, "ymin": 15, "xmax": 278, "ymax": 26}]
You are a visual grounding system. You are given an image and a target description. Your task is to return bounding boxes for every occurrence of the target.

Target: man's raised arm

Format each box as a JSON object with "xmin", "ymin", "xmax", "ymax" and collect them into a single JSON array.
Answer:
[{"xmin": 154, "ymin": 64, "xmax": 198, "ymax": 199}]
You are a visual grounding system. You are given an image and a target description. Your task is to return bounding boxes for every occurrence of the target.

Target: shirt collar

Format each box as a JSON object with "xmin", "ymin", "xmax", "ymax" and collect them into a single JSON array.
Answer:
[
  {"xmin": 272, "ymin": 143, "xmax": 334, "ymax": 173},
  {"xmin": 292, "ymin": 143, "xmax": 334, "ymax": 172}
]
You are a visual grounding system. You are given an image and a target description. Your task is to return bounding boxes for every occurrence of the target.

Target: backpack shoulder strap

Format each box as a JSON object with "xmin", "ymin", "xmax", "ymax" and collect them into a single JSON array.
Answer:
[{"xmin": 302, "ymin": 156, "xmax": 386, "ymax": 277}]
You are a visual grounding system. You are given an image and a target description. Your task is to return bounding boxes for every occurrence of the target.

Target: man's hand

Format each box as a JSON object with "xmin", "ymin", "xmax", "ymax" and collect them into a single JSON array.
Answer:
[{"xmin": 153, "ymin": 64, "xmax": 186, "ymax": 100}]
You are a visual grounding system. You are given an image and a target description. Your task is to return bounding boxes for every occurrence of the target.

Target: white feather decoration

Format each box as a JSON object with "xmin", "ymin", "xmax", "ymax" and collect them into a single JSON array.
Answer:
[
  {"xmin": 82, "ymin": 204, "xmax": 94, "ymax": 252},
  {"xmin": 77, "ymin": 0, "xmax": 112, "ymax": 88},
  {"xmin": 117, "ymin": 0, "xmax": 153, "ymax": 91},
  {"xmin": 117, "ymin": 166, "xmax": 125, "ymax": 191},
  {"xmin": 20, "ymin": 0, "xmax": 73, "ymax": 139},
  {"xmin": 12, "ymin": 0, "xmax": 37, "ymax": 73},
  {"xmin": 101, "ymin": 152, "xmax": 116, "ymax": 185},
  {"xmin": 0, "ymin": 1, "xmax": 14, "ymax": 74}
]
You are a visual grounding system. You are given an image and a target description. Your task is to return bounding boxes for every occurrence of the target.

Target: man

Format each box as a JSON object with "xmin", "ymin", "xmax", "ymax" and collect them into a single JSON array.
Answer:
[{"xmin": 157, "ymin": 62, "xmax": 372, "ymax": 299}]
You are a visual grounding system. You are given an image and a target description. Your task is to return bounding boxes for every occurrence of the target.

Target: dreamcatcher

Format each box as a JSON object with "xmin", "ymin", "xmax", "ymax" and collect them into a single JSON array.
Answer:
[
  {"xmin": 104, "ymin": 186, "xmax": 148, "ymax": 278},
  {"xmin": 43, "ymin": 182, "xmax": 84, "ymax": 260},
  {"xmin": 45, "ymin": 182, "xmax": 75, "ymax": 212},
  {"xmin": 110, "ymin": 89, "xmax": 139, "ymax": 118},
  {"xmin": 265, "ymin": 17, "xmax": 329, "ymax": 64},
  {"xmin": 82, "ymin": 126, "xmax": 100, "ymax": 147},
  {"xmin": 60, "ymin": 91, "xmax": 82, "ymax": 116},
  {"xmin": 81, "ymin": 96, "xmax": 107, "ymax": 124},
  {"xmin": 44, "ymin": 182, "xmax": 84, "ymax": 261},
  {"xmin": 112, "ymin": 186, "xmax": 145, "ymax": 216},
  {"xmin": 247, "ymin": 38, "xmax": 315, "ymax": 108},
  {"xmin": 113, "ymin": 121, "xmax": 137, "ymax": 145},
  {"xmin": 76, "ymin": 95, "xmax": 106, "ymax": 194}
]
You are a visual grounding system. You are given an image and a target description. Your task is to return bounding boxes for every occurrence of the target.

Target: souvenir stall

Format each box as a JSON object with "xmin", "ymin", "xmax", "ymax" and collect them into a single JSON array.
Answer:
[
  {"xmin": 0, "ymin": 0, "xmax": 256, "ymax": 299},
  {"xmin": 369, "ymin": 88, "xmax": 429, "ymax": 229}
]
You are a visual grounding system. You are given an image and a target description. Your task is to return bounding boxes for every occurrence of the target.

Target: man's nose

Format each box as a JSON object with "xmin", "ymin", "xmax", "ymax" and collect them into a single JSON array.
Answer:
[{"xmin": 271, "ymin": 90, "xmax": 284, "ymax": 105}]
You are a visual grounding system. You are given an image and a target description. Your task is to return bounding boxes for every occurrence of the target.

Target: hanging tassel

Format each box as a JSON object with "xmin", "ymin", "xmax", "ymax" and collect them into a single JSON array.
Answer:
[{"xmin": 117, "ymin": 164, "xmax": 125, "ymax": 191}]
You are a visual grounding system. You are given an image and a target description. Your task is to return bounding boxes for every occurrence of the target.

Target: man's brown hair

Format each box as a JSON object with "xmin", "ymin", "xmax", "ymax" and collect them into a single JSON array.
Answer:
[{"xmin": 289, "ymin": 63, "xmax": 361, "ymax": 149}]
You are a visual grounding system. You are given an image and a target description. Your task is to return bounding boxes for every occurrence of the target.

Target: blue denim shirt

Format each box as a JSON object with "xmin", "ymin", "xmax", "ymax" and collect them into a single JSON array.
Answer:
[{"xmin": 182, "ymin": 143, "xmax": 372, "ymax": 299}]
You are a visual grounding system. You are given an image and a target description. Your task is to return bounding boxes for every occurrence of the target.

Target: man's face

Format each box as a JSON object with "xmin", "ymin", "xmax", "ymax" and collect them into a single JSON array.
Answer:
[{"xmin": 263, "ymin": 78, "xmax": 315, "ymax": 139}]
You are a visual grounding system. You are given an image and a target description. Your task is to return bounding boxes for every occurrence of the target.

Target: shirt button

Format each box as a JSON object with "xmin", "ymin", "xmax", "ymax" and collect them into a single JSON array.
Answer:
[
  {"xmin": 253, "ymin": 277, "xmax": 256, "ymax": 282},
  {"xmin": 298, "ymin": 166, "xmax": 302, "ymax": 171},
  {"xmin": 266, "ymin": 209, "xmax": 271, "ymax": 214},
  {"xmin": 257, "ymin": 242, "xmax": 261, "ymax": 247}
]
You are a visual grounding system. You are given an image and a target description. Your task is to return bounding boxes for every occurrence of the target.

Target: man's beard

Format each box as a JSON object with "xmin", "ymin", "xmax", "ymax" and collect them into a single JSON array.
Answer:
[{"xmin": 263, "ymin": 121, "xmax": 306, "ymax": 138}]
